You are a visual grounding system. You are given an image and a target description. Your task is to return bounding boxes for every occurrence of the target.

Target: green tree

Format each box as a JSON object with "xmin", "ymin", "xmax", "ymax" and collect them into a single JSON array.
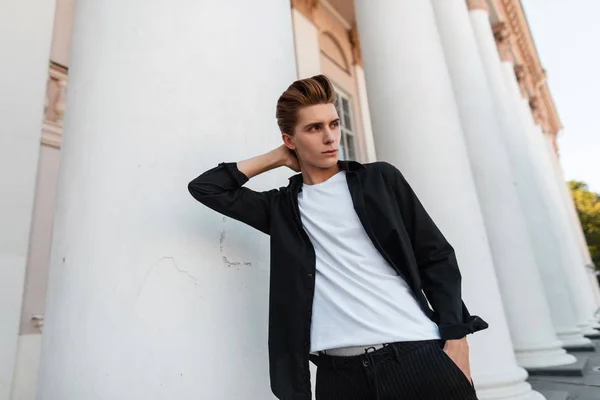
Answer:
[{"xmin": 569, "ymin": 180, "xmax": 600, "ymax": 268}]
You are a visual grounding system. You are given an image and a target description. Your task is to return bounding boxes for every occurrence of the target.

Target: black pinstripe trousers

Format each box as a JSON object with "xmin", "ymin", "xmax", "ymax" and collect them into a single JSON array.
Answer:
[{"xmin": 312, "ymin": 339, "xmax": 478, "ymax": 400}]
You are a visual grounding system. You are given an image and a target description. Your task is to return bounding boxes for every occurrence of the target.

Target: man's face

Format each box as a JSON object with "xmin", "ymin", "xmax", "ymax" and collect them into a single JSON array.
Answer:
[{"xmin": 283, "ymin": 103, "xmax": 341, "ymax": 170}]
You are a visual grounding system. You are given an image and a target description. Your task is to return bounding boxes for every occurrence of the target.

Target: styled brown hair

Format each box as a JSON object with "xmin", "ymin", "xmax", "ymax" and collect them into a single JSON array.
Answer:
[{"xmin": 275, "ymin": 74, "xmax": 336, "ymax": 135}]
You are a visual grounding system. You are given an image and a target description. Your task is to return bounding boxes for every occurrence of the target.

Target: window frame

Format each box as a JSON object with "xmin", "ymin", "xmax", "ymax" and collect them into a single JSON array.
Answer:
[{"xmin": 334, "ymin": 87, "xmax": 357, "ymax": 161}]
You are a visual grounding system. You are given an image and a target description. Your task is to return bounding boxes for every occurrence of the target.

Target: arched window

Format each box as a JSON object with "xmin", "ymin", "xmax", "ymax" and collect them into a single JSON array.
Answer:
[{"xmin": 320, "ymin": 32, "xmax": 349, "ymax": 74}]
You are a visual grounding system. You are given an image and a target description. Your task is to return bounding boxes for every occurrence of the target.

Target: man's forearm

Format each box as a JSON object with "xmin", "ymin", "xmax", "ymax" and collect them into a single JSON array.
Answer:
[
  {"xmin": 237, "ymin": 148, "xmax": 286, "ymax": 179},
  {"xmin": 188, "ymin": 149, "xmax": 287, "ymax": 234}
]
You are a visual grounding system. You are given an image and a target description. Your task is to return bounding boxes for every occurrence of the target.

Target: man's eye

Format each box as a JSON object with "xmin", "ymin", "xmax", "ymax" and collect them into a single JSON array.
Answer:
[
  {"xmin": 309, "ymin": 126, "xmax": 319, "ymax": 131},
  {"xmin": 331, "ymin": 121, "xmax": 340, "ymax": 128}
]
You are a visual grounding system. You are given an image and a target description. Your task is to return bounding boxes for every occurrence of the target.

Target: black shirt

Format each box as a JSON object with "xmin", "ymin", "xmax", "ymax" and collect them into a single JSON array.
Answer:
[{"xmin": 188, "ymin": 160, "xmax": 488, "ymax": 400}]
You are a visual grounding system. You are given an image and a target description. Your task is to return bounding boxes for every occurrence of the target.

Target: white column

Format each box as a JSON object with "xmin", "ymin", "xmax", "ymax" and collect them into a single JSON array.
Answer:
[
  {"xmin": 507, "ymin": 82, "xmax": 600, "ymax": 334},
  {"xmin": 0, "ymin": 1, "xmax": 56, "ymax": 398},
  {"xmin": 469, "ymin": 8, "xmax": 593, "ymax": 350},
  {"xmin": 542, "ymin": 135, "xmax": 600, "ymax": 310},
  {"xmin": 432, "ymin": 0, "xmax": 574, "ymax": 369},
  {"xmin": 354, "ymin": 1, "xmax": 542, "ymax": 399},
  {"xmin": 354, "ymin": 65, "xmax": 377, "ymax": 163},
  {"xmin": 36, "ymin": 1, "xmax": 297, "ymax": 399},
  {"xmin": 501, "ymin": 58, "xmax": 600, "ymax": 332},
  {"xmin": 291, "ymin": 8, "xmax": 321, "ymax": 79}
]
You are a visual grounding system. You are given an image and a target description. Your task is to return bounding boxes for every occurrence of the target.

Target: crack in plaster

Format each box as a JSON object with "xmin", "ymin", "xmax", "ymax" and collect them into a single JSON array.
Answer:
[
  {"xmin": 137, "ymin": 256, "xmax": 199, "ymax": 296},
  {"xmin": 221, "ymin": 256, "xmax": 252, "ymax": 268}
]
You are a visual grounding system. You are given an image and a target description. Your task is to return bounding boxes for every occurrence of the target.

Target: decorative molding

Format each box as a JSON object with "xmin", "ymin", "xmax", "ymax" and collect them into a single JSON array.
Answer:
[
  {"xmin": 290, "ymin": 0, "xmax": 319, "ymax": 23},
  {"xmin": 319, "ymin": 0, "xmax": 352, "ymax": 30},
  {"xmin": 499, "ymin": 0, "xmax": 542, "ymax": 83},
  {"xmin": 320, "ymin": 31, "xmax": 350, "ymax": 73},
  {"xmin": 513, "ymin": 64, "xmax": 525, "ymax": 83},
  {"xmin": 466, "ymin": 0, "xmax": 489, "ymax": 12},
  {"xmin": 42, "ymin": 61, "xmax": 68, "ymax": 148},
  {"xmin": 528, "ymin": 95, "xmax": 547, "ymax": 127},
  {"xmin": 492, "ymin": 22, "xmax": 513, "ymax": 62},
  {"xmin": 513, "ymin": 64, "xmax": 527, "ymax": 96},
  {"xmin": 349, "ymin": 23, "xmax": 362, "ymax": 66},
  {"xmin": 31, "ymin": 314, "xmax": 44, "ymax": 333},
  {"xmin": 497, "ymin": 0, "xmax": 561, "ymax": 135},
  {"xmin": 41, "ymin": 122, "xmax": 63, "ymax": 148},
  {"xmin": 539, "ymin": 81, "xmax": 562, "ymax": 133}
]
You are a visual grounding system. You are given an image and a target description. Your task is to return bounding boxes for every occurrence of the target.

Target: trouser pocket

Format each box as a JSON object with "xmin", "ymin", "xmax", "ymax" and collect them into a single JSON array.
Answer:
[{"xmin": 435, "ymin": 342, "xmax": 475, "ymax": 390}]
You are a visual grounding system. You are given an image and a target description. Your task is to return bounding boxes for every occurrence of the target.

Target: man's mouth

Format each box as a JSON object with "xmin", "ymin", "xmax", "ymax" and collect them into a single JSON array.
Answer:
[{"xmin": 322, "ymin": 149, "xmax": 338, "ymax": 155}]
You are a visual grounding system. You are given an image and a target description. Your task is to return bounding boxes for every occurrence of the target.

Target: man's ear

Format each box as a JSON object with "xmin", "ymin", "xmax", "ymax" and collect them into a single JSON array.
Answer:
[{"xmin": 282, "ymin": 133, "xmax": 296, "ymax": 151}]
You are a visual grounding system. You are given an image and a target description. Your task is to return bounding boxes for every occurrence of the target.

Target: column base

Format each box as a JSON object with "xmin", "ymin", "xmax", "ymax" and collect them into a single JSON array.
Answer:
[
  {"xmin": 578, "ymin": 324, "xmax": 600, "ymax": 338},
  {"xmin": 515, "ymin": 340, "xmax": 577, "ymax": 368},
  {"xmin": 474, "ymin": 367, "xmax": 545, "ymax": 400},
  {"xmin": 563, "ymin": 342, "xmax": 596, "ymax": 352},
  {"xmin": 583, "ymin": 316, "xmax": 600, "ymax": 337},
  {"xmin": 585, "ymin": 318, "xmax": 600, "ymax": 330},
  {"xmin": 525, "ymin": 356, "xmax": 587, "ymax": 377},
  {"xmin": 556, "ymin": 327, "xmax": 595, "ymax": 350}
]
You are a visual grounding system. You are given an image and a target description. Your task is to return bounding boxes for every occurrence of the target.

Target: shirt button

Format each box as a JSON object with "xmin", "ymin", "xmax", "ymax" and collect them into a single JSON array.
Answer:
[{"xmin": 308, "ymin": 273, "xmax": 313, "ymax": 278}]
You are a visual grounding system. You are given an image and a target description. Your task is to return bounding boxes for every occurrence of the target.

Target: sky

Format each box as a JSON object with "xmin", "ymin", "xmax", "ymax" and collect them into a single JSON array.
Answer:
[{"xmin": 522, "ymin": 0, "xmax": 600, "ymax": 193}]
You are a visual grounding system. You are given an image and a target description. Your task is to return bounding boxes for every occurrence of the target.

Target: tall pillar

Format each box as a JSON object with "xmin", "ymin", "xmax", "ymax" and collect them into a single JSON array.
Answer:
[
  {"xmin": 349, "ymin": 25, "xmax": 378, "ymax": 163},
  {"xmin": 354, "ymin": 64, "xmax": 377, "ymax": 163},
  {"xmin": 542, "ymin": 135, "xmax": 600, "ymax": 310},
  {"xmin": 500, "ymin": 57, "xmax": 600, "ymax": 334},
  {"xmin": 468, "ymin": 7, "xmax": 593, "ymax": 351},
  {"xmin": 354, "ymin": 1, "xmax": 542, "ymax": 399},
  {"xmin": 510, "ymin": 90, "xmax": 600, "ymax": 335},
  {"xmin": 36, "ymin": 1, "xmax": 297, "ymax": 398},
  {"xmin": 432, "ymin": 0, "xmax": 574, "ymax": 369},
  {"xmin": 0, "ymin": 1, "xmax": 56, "ymax": 398}
]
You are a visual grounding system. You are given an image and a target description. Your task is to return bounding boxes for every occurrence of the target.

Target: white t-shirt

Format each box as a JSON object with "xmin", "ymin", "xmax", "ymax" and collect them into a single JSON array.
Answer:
[{"xmin": 297, "ymin": 171, "xmax": 440, "ymax": 353}]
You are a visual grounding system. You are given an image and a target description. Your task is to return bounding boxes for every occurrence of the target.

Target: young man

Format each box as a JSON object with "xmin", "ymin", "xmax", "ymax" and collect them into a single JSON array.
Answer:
[{"xmin": 188, "ymin": 75, "xmax": 488, "ymax": 400}]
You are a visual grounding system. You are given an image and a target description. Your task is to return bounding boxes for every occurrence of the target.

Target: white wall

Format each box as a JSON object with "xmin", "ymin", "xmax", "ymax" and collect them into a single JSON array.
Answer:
[
  {"xmin": 291, "ymin": 9, "xmax": 321, "ymax": 79},
  {"xmin": 10, "ymin": 335, "xmax": 43, "ymax": 400},
  {"xmin": 9, "ymin": 144, "xmax": 62, "ymax": 400},
  {"xmin": 20, "ymin": 145, "xmax": 61, "ymax": 337},
  {"xmin": 354, "ymin": 65, "xmax": 377, "ymax": 162},
  {"xmin": 49, "ymin": 0, "xmax": 74, "ymax": 66},
  {"xmin": 0, "ymin": 1, "xmax": 56, "ymax": 397}
]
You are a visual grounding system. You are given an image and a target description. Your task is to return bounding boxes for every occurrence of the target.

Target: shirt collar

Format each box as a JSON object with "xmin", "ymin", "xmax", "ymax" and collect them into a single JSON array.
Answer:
[{"xmin": 288, "ymin": 160, "xmax": 366, "ymax": 192}]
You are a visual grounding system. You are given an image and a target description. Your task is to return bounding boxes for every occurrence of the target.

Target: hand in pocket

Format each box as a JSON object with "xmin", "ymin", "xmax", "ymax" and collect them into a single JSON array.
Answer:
[{"xmin": 443, "ymin": 338, "xmax": 472, "ymax": 384}]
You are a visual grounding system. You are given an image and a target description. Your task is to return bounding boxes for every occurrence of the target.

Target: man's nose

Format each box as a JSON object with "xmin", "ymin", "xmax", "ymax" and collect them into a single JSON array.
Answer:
[{"xmin": 323, "ymin": 127, "xmax": 335, "ymax": 144}]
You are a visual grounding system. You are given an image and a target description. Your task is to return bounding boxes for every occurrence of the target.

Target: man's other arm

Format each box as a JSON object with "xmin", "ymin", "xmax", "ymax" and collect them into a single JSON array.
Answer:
[
  {"xmin": 188, "ymin": 145, "xmax": 299, "ymax": 235},
  {"xmin": 383, "ymin": 163, "xmax": 488, "ymax": 340}
]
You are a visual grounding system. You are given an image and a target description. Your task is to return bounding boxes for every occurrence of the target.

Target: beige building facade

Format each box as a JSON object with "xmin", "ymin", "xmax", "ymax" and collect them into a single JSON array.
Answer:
[{"xmin": 1, "ymin": 0, "xmax": 596, "ymax": 399}]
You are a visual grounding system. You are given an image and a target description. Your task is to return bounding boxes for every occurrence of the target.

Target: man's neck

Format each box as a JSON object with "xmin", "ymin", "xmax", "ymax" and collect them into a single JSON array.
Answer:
[{"xmin": 300, "ymin": 162, "xmax": 341, "ymax": 186}]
